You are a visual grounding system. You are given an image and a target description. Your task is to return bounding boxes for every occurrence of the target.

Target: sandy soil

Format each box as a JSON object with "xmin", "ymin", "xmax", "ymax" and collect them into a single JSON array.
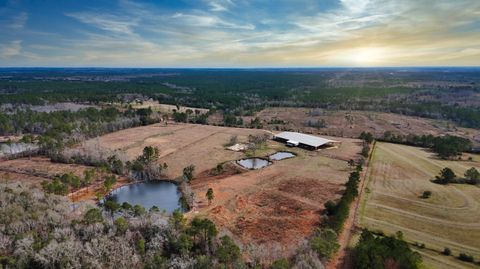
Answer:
[{"xmin": 360, "ymin": 142, "xmax": 480, "ymax": 268}]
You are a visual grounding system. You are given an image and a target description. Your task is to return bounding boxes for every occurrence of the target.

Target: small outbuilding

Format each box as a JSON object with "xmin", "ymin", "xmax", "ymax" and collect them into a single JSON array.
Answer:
[{"xmin": 273, "ymin": 131, "xmax": 340, "ymax": 150}]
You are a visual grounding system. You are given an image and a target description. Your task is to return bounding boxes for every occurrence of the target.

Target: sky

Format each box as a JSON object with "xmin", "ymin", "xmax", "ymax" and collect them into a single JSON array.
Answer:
[{"xmin": 0, "ymin": 0, "xmax": 480, "ymax": 67}]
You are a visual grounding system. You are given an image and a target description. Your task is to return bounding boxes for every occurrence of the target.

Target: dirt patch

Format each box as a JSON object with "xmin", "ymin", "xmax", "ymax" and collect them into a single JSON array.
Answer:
[
  {"xmin": 234, "ymin": 215, "xmax": 319, "ymax": 245},
  {"xmin": 188, "ymin": 137, "xmax": 361, "ymax": 263},
  {"xmin": 277, "ymin": 178, "xmax": 344, "ymax": 204},
  {"xmin": 252, "ymin": 191, "xmax": 320, "ymax": 217}
]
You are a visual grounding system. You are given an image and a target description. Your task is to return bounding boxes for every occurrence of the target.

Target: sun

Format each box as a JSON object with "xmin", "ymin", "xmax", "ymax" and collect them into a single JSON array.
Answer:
[
  {"xmin": 328, "ymin": 46, "xmax": 391, "ymax": 66},
  {"xmin": 351, "ymin": 47, "xmax": 389, "ymax": 66}
]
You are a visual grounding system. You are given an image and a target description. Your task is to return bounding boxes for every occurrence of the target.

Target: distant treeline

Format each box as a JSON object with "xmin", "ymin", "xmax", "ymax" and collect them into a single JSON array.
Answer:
[{"xmin": 1, "ymin": 70, "xmax": 480, "ymax": 128}]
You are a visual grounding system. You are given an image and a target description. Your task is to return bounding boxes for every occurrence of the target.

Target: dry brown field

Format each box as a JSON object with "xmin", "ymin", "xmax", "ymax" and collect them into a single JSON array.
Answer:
[
  {"xmin": 0, "ymin": 157, "xmax": 129, "ymax": 202},
  {"xmin": 360, "ymin": 142, "xmax": 480, "ymax": 269},
  {"xmin": 252, "ymin": 108, "xmax": 480, "ymax": 146},
  {"xmin": 131, "ymin": 100, "xmax": 209, "ymax": 114},
  {"xmin": 81, "ymin": 123, "xmax": 271, "ymax": 179}
]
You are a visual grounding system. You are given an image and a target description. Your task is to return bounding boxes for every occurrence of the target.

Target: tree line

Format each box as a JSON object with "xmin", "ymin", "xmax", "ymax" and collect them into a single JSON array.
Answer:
[{"xmin": 374, "ymin": 131, "xmax": 473, "ymax": 159}]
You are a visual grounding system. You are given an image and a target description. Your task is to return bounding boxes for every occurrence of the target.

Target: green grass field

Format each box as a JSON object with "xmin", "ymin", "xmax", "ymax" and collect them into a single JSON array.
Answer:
[{"xmin": 360, "ymin": 142, "xmax": 480, "ymax": 269}]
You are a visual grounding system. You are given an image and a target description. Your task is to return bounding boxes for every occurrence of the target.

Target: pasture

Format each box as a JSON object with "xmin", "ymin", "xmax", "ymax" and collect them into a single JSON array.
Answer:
[{"xmin": 360, "ymin": 142, "xmax": 480, "ymax": 269}]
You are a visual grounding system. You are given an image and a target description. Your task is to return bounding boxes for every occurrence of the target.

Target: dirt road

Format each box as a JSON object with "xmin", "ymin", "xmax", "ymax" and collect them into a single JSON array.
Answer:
[{"xmin": 327, "ymin": 141, "xmax": 375, "ymax": 269}]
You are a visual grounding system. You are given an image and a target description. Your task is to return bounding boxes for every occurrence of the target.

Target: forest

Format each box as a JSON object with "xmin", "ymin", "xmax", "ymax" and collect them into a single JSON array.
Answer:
[{"xmin": 1, "ymin": 68, "xmax": 479, "ymax": 128}]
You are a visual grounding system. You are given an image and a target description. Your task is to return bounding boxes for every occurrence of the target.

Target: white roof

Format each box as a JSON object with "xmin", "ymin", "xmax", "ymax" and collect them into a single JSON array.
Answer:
[{"xmin": 274, "ymin": 132, "xmax": 336, "ymax": 147}]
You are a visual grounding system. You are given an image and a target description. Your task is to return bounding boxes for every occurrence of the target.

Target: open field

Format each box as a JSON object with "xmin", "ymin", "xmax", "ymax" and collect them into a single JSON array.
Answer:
[
  {"xmin": 188, "ymin": 135, "xmax": 362, "ymax": 262},
  {"xmin": 80, "ymin": 123, "xmax": 270, "ymax": 179},
  {"xmin": 360, "ymin": 142, "xmax": 480, "ymax": 269},
  {"xmin": 253, "ymin": 108, "xmax": 480, "ymax": 146},
  {"xmin": 0, "ymin": 157, "xmax": 129, "ymax": 202},
  {"xmin": 131, "ymin": 100, "xmax": 209, "ymax": 114}
]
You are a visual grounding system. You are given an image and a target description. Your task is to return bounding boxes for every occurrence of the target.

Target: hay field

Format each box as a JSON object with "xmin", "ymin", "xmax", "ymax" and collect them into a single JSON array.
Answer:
[{"xmin": 360, "ymin": 142, "xmax": 480, "ymax": 269}]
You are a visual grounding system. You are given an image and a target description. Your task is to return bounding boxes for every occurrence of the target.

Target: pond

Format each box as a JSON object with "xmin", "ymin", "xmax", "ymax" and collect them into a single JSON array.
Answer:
[
  {"xmin": 236, "ymin": 158, "xmax": 272, "ymax": 169},
  {"xmin": 269, "ymin": 151, "xmax": 296, "ymax": 161},
  {"xmin": 107, "ymin": 181, "xmax": 182, "ymax": 213}
]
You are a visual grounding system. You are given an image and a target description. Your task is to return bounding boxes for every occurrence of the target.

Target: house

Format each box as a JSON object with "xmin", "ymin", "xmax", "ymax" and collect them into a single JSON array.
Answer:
[{"xmin": 273, "ymin": 131, "xmax": 340, "ymax": 150}]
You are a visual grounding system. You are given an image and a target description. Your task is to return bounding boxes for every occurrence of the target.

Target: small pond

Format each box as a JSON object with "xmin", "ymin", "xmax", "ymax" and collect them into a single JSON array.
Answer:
[
  {"xmin": 269, "ymin": 151, "xmax": 296, "ymax": 161},
  {"xmin": 236, "ymin": 158, "xmax": 272, "ymax": 169},
  {"xmin": 107, "ymin": 181, "xmax": 182, "ymax": 213}
]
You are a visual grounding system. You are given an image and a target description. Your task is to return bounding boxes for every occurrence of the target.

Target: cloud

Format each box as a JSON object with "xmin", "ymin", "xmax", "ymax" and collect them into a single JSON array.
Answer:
[
  {"xmin": 205, "ymin": 0, "xmax": 233, "ymax": 12},
  {"xmin": 66, "ymin": 12, "xmax": 138, "ymax": 35},
  {"xmin": 340, "ymin": 0, "xmax": 370, "ymax": 13},
  {"xmin": 7, "ymin": 12, "xmax": 28, "ymax": 29},
  {"xmin": 0, "ymin": 40, "xmax": 22, "ymax": 58},
  {"xmin": 3, "ymin": 0, "xmax": 480, "ymax": 67},
  {"xmin": 171, "ymin": 12, "xmax": 254, "ymax": 30}
]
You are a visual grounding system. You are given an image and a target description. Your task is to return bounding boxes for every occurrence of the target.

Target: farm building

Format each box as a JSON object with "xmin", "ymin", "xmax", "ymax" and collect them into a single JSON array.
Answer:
[{"xmin": 273, "ymin": 131, "xmax": 340, "ymax": 150}]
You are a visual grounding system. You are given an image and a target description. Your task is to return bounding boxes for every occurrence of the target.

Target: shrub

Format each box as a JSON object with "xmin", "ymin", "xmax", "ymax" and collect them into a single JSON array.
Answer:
[
  {"xmin": 270, "ymin": 258, "xmax": 290, "ymax": 269},
  {"xmin": 458, "ymin": 253, "xmax": 474, "ymax": 263},
  {"xmin": 421, "ymin": 191, "xmax": 432, "ymax": 199},
  {"xmin": 443, "ymin": 248, "xmax": 451, "ymax": 256},
  {"xmin": 434, "ymin": 167, "xmax": 456, "ymax": 185},
  {"xmin": 83, "ymin": 208, "xmax": 104, "ymax": 224},
  {"xmin": 310, "ymin": 229, "xmax": 340, "ymax": 260}
]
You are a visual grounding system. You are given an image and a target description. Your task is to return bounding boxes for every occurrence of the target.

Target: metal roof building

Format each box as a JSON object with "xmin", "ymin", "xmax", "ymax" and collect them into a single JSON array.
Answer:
[{"xmin": 273, "ymin": 131, "xmax": 339, "ymax": 150}]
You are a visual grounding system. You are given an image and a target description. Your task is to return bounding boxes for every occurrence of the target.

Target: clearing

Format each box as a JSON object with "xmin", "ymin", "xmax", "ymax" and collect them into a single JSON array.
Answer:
[
  {"xmin": 250, "ymin": 108, "xmax": 480, "ymax": 146},
  {"xmin": 187, "ymin": 133, "xmax": 362, "ymax": 263},
  {"xmin": 80, "ymin": 123, "xmax": 363, "ymax": 263},
  {"xmin": 360, "ymin": 142, "xmax": 480, "ymax": 269},
  {"xmin": 131, "ymin": 100, "xmax": 209, "ymax": 114},
  {"xmin": 0, "ymin": 157, "xmax": 128, "ymax": 202},
  {"xmin": 79, "ymin": 123, "xmax": 270, "ymax": 179}
]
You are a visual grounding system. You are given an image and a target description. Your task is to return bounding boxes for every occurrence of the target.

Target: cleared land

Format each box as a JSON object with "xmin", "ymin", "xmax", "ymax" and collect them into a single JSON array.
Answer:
[
  {"xmin": 188, "ymin": 135, "xmax": 362, "ymax": 263},
  {"xmin": 0, "ymin": 157, "xmax": 128, "ymax": 202},
  {"xmin": 81, "ymin": 123, "xmax": 363, "ymax": 262},
  {"xmin": 80, "ymin": 123, "xmax": 270, "ymax": 179},
  {"xmin": 360, "ymin": 142, "xmax": 480, "ymax": 269},
  {"xmin": 252, "ymin": 108, "xmax": 480, "ymax": 146},
  {"xmin": 131, "ymin": 100, "xmax": 209, "ymax": 114}
]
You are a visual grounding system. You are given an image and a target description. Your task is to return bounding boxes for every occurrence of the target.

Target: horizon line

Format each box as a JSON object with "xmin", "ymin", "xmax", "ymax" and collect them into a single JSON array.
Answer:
[{"xmin": 1, "ymin": 66, "xmax": 480, "ymax": 69}]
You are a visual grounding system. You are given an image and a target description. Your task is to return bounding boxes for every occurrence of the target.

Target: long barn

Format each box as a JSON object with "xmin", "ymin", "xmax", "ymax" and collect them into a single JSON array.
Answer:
[{"xmin": 273, "ymin": 131, "xmax": 340, "ymax": 150}]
